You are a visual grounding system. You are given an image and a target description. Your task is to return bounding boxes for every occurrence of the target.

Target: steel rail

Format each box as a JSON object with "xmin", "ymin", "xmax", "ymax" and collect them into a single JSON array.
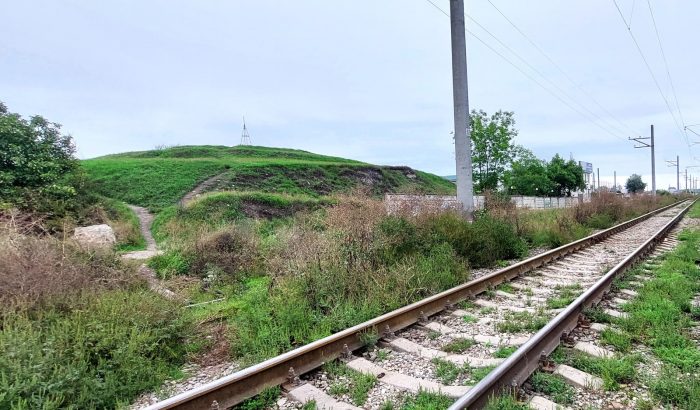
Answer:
[
  {"xmin": 449, "ymin": 199, "xmax": 695, "ymax": 409},
  {"xmin": 147, "ymin": 200, "xmax": 685, "ymax": 410}
]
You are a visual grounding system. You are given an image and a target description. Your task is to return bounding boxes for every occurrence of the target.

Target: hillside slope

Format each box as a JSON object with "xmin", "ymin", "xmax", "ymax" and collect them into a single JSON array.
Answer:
[{"xmin": 82, "ymin": 145, "xmax": 455, "ymax": 211}]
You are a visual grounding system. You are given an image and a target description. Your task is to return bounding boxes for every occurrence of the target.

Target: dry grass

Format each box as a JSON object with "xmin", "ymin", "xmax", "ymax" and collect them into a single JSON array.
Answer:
[
  {"xmin": 190, "ymin": 224, "xmax": 261, "ymax": 277},
  {"xmin": 0, "ymin": 213, "xmax": 136, "ymax": 310}
]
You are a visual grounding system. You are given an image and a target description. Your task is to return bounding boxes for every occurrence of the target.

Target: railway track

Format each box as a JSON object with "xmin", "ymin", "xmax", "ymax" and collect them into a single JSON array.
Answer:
[{"xmin": 145, "ymin": 200, "xmax": 694, "ymax": 410}]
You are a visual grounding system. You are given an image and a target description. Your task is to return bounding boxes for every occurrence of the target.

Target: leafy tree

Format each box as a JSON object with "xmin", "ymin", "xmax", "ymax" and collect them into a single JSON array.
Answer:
[
  {"xmin": 502, "ymin": 147, "xmax": 553, "ymax": 196},
  {"xmin": 0, "ymin": 101, "xmax": 80, "ymax": 210},
  {"xmin": 625, "ymin": 174, "xmax": 646, "ymax": 193},
  {"xmin": 469, "ymin": 110, "xmax": 517, "ymax": 192},
  {"xmin": 546, "ymin": 154, "xmax": 584, "ymax": 197}
]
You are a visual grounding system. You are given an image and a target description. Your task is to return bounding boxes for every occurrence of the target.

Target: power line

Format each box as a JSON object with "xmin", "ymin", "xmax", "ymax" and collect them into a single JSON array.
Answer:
[
  {"xmin": 612, "ymin": 0, "xmax": 689, "ymax": 149},
  {"xmin": 628, "ymin": 0, "xmax": 636, "ymax": 28},
  {"xmin": 465, "ymin": 14, "xmax": 631, "ymax": 139},
  {"xmin": 425, "ymin": 0, "xmax": 449, "ymax": 17},
  {"xmin": 485, "ymin": 0, "xmax": 639, "ymax": 136},
  {"xmin": 422, "ymin": 0, "xmax": 629, "ymax": 142},
  {"xmin": 646, "ymin": 0, "xmax": 689, "ymax": 145}
]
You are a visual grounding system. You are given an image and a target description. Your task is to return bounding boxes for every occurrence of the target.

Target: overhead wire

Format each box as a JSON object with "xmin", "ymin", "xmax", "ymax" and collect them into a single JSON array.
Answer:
[
  {"xmin": 612, "ymin": 0, "xmax": 689, "ymax": 149},
  {"xmin": 422, "ymin": 0, "xmax": 629, "ymax": 142},
  {"xmin": 465, "ymin": 14, "xmax": 631, "ymax": 139},
  {"xmin": 646, "ymin": 0, "xmax": 690, "ymax": 145},
  {"xmin": 484, "ymin": 0, "xmax": 639, "ymax": 137}
]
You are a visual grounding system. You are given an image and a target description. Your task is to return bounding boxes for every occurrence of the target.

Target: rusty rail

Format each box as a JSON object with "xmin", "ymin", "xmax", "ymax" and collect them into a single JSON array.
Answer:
[
  {"xmin": 448, "ymin": 199, "xmax": 694, "ymax": 409},
  {"xmin": 147, "ymin": 200, "xmax": 685, "ymax": 410}
]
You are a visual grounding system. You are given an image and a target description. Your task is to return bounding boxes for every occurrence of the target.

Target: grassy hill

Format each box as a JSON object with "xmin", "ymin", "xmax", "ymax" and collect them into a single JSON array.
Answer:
[{"xmin": 82, "ymin": 145, "xmax": 455, "ymax": 211}]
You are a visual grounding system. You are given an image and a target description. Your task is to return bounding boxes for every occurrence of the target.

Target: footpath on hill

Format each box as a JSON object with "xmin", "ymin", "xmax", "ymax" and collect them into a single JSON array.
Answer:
[{"xmin": 119, "ymin": 173, "xmax": 226, "ymax": 299}]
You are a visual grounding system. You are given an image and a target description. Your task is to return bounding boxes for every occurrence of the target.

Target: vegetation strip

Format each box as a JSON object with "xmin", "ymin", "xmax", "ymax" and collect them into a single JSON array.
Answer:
[
  {"xmin": 600, "ymin": 226, "xmax": 700, "ymax": 407},
  {"xmin": 448, "ymin": 200, "xmax": 693, "ymax": 410},
  {"xmin": 145, "ymin": 201, "xmax": 685, "ymax": 409}
]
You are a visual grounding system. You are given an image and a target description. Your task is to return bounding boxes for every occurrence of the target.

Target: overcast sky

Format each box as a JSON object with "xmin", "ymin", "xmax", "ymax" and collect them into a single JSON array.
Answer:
[{"xmin": 2, "ymin": 0, "xmax": 699, "ymax": 190}]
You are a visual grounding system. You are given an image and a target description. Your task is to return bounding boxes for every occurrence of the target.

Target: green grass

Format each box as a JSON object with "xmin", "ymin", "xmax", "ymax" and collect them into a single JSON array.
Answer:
[
  {"xmin": 484, "ymin": 393, "xmax": 529, "ymax": 410},
  {"xmin": 493, "ymin": 346, "xmax": 518, "ymax": 358},
  {"xmin": 649, "ymin": 366, "xmax": 700, "ymax": 408},
  {"xmin": 600, "ymin": 328, "xmax": 632, "ymax": 353},
  {"xmin": 614, "ymin": 228, "xmax": 700, "ymax": 372},
  {"xmin": 234, "ymin": 387, "xmax": 281, "ymax": 410},
  {"xmin": 0, "ymin": 289, "xmax": 192, "ymax": 409},
  {"xmin": 567, "ymin": 217, "xmax": 700, "ymax": 406},
  {"xmin": 470, "ymin": 365, "xmax": 497, "ymax": 382},
  {"xmin": 557, "ymin": 349, "xmax": 638, "ymax": 391},
  {"xmin": 496, "ymin": 282, "xmax": 515, "ymax": 293},
  {"xmin": 442, "ymin": 338, "xmax": 476, "ymax": 353},
  {"xmin": 301, "ymin": 400, "xmax": 317, "ymax": 410},
  {"xmin": 529, "ymin": 371, "xmax": 575, "ymax": 405},
  {"xmin": 432, "ymin": 358, "xmax": 466, "ymax": 385},
  {"xmin": 459, "ymin": 300, "xmax": 476, "ymax": 309},
  {"xmin": 83, "ymin": 157, "xmax": 226, "ymax": 212},
  {"xmin": 583, "ymin": 306, "xmax": 613, "ymax": 324},
  {"xmin": 83, "ymin": 145, "xmax": 454, "ymax": 211},
  {"xmin": 546, "ymin": 283, "xmax": 582, "ymax": 309},
  {"xmin": 402, "ymin": 390, "xmax": 454, "ymax": 410},
  {"xmin": 150, "ymin": 190, "xmax": 333, "ymax": 246},
  {"xmin": 99, "ymin": 196, "xmax": 146, "ymax": 251},
  {"xmin": 431, "ymin": 358, "xmax": 495, "ymax": 385},
  {"xmin": 462, "ymin": 314, "xmax": 478, "ymax": 323},
  {"xmin": 322, "ymin": 361, "xmax": 377, "ymax": 405},
  {"xmin": 496, "ymin": 310, "xmax": 549, "ymax": 333}
]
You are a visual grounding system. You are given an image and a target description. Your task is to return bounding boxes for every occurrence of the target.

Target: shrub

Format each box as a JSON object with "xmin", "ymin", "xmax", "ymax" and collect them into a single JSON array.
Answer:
[
  {"xmin": 0, "ymin": 102, "xmax": 98, "ymax": 219},
  {"xmin": 148, "ymin": 250, "xmax": 191, "ymax": 279},
  {"xmin": 422, "ymin": 212, "xmax": 526, "ymax": 267},
  {"xmin": 189, "ymin": 225, "xmax": 260, "ymax": 278},
  {"xmin": 0, "ymin": 224, "xmax": 134, "ymax": 309},
  {"xmin": 0, "ymin": 290, "xmax": 189, "ymax": 409}
]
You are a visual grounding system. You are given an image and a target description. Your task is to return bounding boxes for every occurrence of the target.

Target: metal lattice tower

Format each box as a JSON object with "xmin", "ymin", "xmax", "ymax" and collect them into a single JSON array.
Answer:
[{"xmin": 240, "ymin": 117, "xmax": 251, "ymax": 145}]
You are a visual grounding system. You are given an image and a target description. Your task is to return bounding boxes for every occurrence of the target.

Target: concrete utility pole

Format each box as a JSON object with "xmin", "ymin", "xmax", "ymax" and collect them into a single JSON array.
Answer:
[
  {"xmin": 597, "ymin": 168, "xmax": 600, "ymax": 191},
  {"xmin": 677, "ymin": 155, "xmax": 680, "ymax": 192},
  {"xmin": 450, "ymin": 0, "xmax": 474, "ymax": 217},
  {"xmin": 614, "ymin": 171, "xmax": 617, "ymax": 192},
  {"xmin": 651, "ymin": 125, "xmax": 656, "ymax": 195},
  {"xmin": 666, "ymin": 156, "xmax": 679, "ymax": 192},
  {"xmin": 450, "ymin": 0, "xmax": 474, "ymax": 219},
  {"xmin": 629, "ymin": 124, "xmax": 656, "ymax": 196}
]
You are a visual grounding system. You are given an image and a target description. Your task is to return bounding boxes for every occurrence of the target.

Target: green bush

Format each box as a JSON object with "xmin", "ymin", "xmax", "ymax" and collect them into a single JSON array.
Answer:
[
  {"xmin": 422, "ymin": 213, "xmax": 526, "ymax": 268},
  {"xmin": 0, "ymin": 290, "xmax": 190, "ymax": 409},
  {"xmin": 585, "ymin": 213, "xmax": 615, "ymax": 229},
  {"xmin": 0, "ymin": 103, "xmax": 78, "ymax": 208},
  {"xmin": 148, "ymin": 250, "xmax": 191, "ymax": 279}
]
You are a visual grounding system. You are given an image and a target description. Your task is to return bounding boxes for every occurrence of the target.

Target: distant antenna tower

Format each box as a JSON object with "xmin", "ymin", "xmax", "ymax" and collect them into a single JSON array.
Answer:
[{"xmin": 240, "ymin": 117, "xmax": 252, "ymax": 145}]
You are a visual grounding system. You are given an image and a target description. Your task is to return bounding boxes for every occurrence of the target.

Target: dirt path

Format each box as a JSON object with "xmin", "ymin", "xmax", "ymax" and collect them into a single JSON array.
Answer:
[
  {"xmin": 121, "ymin": 205, "xmax": 161, "ymax": 260},
  {"xmin": 179, "ymin": 173, "xmax": 226, "ymax": 206}
]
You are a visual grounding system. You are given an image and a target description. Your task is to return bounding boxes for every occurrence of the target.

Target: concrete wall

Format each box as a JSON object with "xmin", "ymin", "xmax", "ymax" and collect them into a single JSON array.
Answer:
[{"xmin": 385, "ymin": 193, "xmax": 589, "ymax": 214}]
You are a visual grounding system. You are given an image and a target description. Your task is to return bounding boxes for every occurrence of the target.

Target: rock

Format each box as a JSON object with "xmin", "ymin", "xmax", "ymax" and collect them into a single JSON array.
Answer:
[{"xmin": 73, "ymin": 224, "xmax": 116, "ymax": 249}]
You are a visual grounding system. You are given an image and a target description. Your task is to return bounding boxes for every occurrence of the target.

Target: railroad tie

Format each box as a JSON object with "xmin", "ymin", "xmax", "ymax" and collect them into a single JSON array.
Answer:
[
  {"xmin": 474, "ymin": 299, "xmax": 536, "ymax": 313},
  {"xmin": 553, "ymin": 364, "xmax": 603, "ymax": 391},
  {"xmin": 572, "ymin": 341, "xmax": 613, "ymax": 359},
  {"xmin": 386, "ymin": 337, "xmax": 504, "ymax": 367},
  {"xmin": 423, "ymin": 322, "xmax": 529, "ymax": 346},
  {"xmin": 619, "ymin": 289, "xmax": 638, "ymax": 298},
  {"xmin": 346, "ymin": 357, "xmax": 471, "ymax": 398},
  {"xmin": 603, "ymin": 308, "xmax": 628, "ymax": 319},
  {"xmin": 529, "ymin": 395, "xmax": 572, "ymax": 410},
  {"xmin": 287, "ymin": 383, "xmax": 361, "ymax": 410},
  {"xmin": 589, "ymin": 323, "xmax": 609, "ymax": 332}
]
